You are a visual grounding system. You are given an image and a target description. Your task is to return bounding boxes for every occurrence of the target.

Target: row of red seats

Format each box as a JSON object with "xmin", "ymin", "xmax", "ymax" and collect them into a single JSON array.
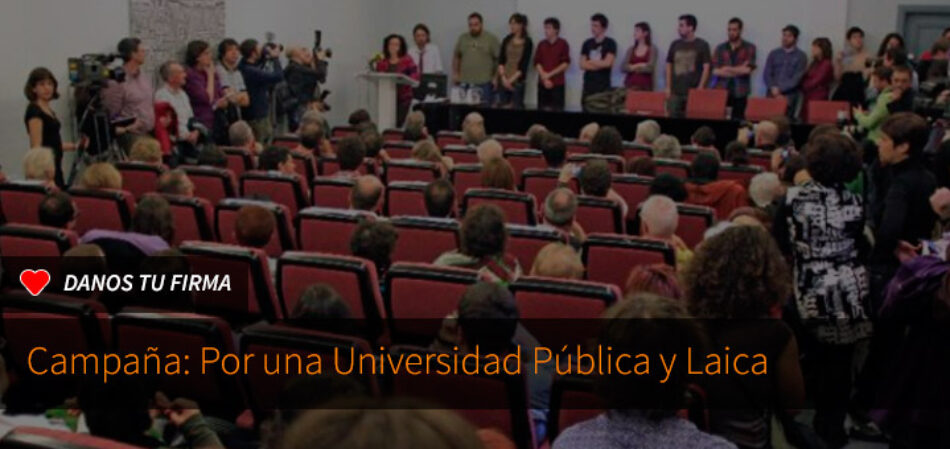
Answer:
[{"xmin": 622, "ymin": 89, "xmax": 851, "ymax": 124}]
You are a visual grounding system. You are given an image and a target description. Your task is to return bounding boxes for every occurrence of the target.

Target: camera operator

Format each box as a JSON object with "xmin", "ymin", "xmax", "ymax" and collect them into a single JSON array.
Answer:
[
  {"xmin": 284, "ymin": 46, "xmax": 328, "ymax": 131},
  {"xmin": 102, "ymin": 37, "xmax": 154, "ymax": 150},
  {"xmin": 154, "ymin": 61, "xmax": 199, "ymax": 156},
  {"xmin": 239, "ymin": 39, "xmax": 284, "ymax": 143},
  {"xmin": 24, "ymin": 68, "xmax": 86, "ymax": 188}
]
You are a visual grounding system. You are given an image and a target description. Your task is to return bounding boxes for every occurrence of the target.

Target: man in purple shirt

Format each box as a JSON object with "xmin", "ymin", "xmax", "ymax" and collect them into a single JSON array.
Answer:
[
  {"xmin": 102, "ymin": 37, "xmax": 155, "ymax": 149},
  {"xmin": 763, "ymin": 25, "xmax": 807, "ymax": 118}
]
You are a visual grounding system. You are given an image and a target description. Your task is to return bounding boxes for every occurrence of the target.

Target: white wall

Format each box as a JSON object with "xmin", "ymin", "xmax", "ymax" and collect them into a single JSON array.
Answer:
[
  {"xmin": 847, "ymin": 0, "xmax": 948, "ymax": 55},
  {"xmin": 517, "ymin": 0, "xmax": 847, "ymax": 108}
]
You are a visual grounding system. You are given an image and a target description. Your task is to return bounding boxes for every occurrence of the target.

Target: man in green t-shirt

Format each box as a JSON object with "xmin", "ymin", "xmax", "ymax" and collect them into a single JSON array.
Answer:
[{"xmin": 453, "ymin": 12, "xmax": 500, "ymax": 105}]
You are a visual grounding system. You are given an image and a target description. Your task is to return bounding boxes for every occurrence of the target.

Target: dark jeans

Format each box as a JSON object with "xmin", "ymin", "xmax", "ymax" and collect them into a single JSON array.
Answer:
[
  {"xmin": 807, "ymin": 341, "xmax": 855, "ymax": 446},
  {"xmin": 538, "ymin": 84, "xmax": 565, "ymax": 111},
  {"xmin": 495, "ymin": 82, "xmax": 525, "ymax": 108},
  {"xmin": 667, "ymin": 94, "xmax": 687, "ymax": 118},
  {"xmin": 728, "ymin": 96, "xmax": 748, "ymax": 120}
]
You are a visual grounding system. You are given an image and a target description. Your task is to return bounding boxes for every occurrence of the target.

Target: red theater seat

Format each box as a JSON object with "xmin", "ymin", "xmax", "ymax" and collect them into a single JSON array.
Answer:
[
  {"xmin": 291, "ymin": 151, "xmax": 317, "ymax": 183},
  {"xmin": 382, "ymin": 128, "xmax": 405, "ymax": 142},
  {"xmin": 276, "ymin": 252, "xmax": 386, "ymax": 338},
  {"xmin": 115, "ymin": 161, "xmax": 164, "ymax": 199},
  {"xmin": 215, "ymin": 198, "xmax": 295, "ymax": 257},
  {"xmin": 272, "ymin": 134, "xmax": 300, "ymax": 148},
  {"xmin": 450, "ymin": 164, "xmax": 483, "ymax": 197},
  {"xmin": 654, "ymin": 159, "xmax": 690, "ymax": 179},
  {"xmin": 0, "ymin": 225, "xmax": 76, "ymax": 290},
  {"xmin": 567, "ymin": 154, "xmax": 624, "ymax": 173},
  {"xmin": 382, "ymin": 141, "xmax": 415, "ymax": 159},
  {"xmin": 806, "ymin": 100, "xmax": 850, "ymax": 125},
  {"xmin": 575, "ymin": 196, "xmax": 624, "ymax": 234},
  {"xmin": 748, "ymin": 149, "xmax": 772, "ymax": 171},
  {"xmin": 181, "ymin": 166, "xmax": 237, "ymax": 206},
  {"xmin": 495, "ymin": 134, "xmax": 530, "ymax": 149},
  {"xmin": 221, "ymin": 146, "xmax": 255, "ymax": 178},
  {"xmin": 686, "ymin": 88, "xmax": 728, "ymax": 120},
  {"xmin": 626, "ymin": 90, "xmax": 667, "ymax": 116},
  {"xmin": 506, "ymin": 224, "xmax": 565, "ymax": 269},
  {"xmin": 719, "ymin": 164, "xmax": 763, "ymax": 189},
  {"xmin": 179, "ymin": 241, "xmax": 281, "ymax": 323},
  {"xmin": 505, "ymin": 149, "xmax": 547, "ymax": 186},
  {"xmin": 385, "ymin": 181, "xmax": 429, "ymax": 217},
  {"xmin": 297, "ymin": 207, "xmax": 375, "ymax": 255},
  {"xmin": 565, "ymin": 139, "xmax": 590, "ymax": 155},
  {"xmin": 521, "ymin": 168, "xmax": 570, "ymax": 206},
  {"xmin": 384, "ymin": 263, "xmax": 477, "ymax": 343},
  {"xmin": 68, "ymin": 188, "xmax": 135, "ymax": 235},
  {"xmin": 331, "ymin": 126, "xmax": 359, "ymax": 138},
  {"xmin": 383, "ymin": 160, "xmax": 440, "ymax": 184},
  {"xmin": 746, "ymin": 97, "xmax": 788, "ymax": 122},
  {"xmin": 112, "ymin": 311, "xmax": 246, "ymax": 417},
  {"xmin": 622, "ymin": 142, "xmax": 653, "ymax": 159},
  {"xmin": 160, "ymin": 195, "xmax": 214, "ymax": 246},
  {"xmin": 436, "ymin": 131, "xmax": 464, "ymax": 147},
  {"xmin": 390, "ymin": 216, "xmax": 459, "ymax": 263},
  {"xmin": 239, "ymin": 171, "xmax": 309, "ymax": 217},
  {"xmin": 311, "ymin": 177, "xmax": 355, "ymax": 209},
  {"xmin": 318, "ymin": 157, "xmax": 376, "ymax": 177},
  {"xmin": 510, "ymin": 276, "xmax": 620, "ymax": 348},
  {"xmin": 0, "ymin": 181, "xmax": 56, "ymax": 225},
  {"xmin": 443, "ymin": 145, "xmax": 479, "ymax": 164},
  {"xmin": 583, "ymin": 234, "xmax": 675, "ymax": 287},
  {"xmin": 462, "ymin": 189, "xmax": 537, "ymax": 225},
  {"xmin": 612, "ymin": 175, "xmax": 653, "ymax": 222},
  {"xmin": 675, "ymin": 204, "xmax": 715, "ymax": 249}
]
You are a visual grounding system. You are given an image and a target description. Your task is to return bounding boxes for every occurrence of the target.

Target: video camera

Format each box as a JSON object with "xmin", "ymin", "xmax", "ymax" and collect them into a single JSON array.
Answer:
[
  {"xmin": 67, "ymin": 54, "xmax": 125, "ymax": 87},
  {"xmin": 914, "ymin": 78, "xmax": 950, "ymax": 121},
  {"xmin": 314, "ymin": 30, "xmax": 332, "ymax": 59}
]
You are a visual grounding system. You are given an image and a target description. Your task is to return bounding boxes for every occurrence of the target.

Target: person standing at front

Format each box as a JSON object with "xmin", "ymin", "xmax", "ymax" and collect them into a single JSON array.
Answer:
[
  {"xmin": 580, "ymin": 13, "xmax": 617, "ymax": 111},
  {"xmin": 710, "ymin": 18, "xmax": 756, "ymax": 120},
  {"xmin": 534, "ymin": 17, "xmax": 570, "ymax": 111},
  {"xmin": 665, "ymin": 14, "xmax": 711, "ymax": 118},
  {"xmin": 453, "ymin": 12, "xmax": 500, "ymax": 106}
]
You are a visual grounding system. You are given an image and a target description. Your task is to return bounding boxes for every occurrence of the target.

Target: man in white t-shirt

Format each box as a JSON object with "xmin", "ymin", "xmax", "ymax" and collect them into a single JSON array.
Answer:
[{"xmin": 154, "ymin": 61, "xmax": 199, "ymax": 145}]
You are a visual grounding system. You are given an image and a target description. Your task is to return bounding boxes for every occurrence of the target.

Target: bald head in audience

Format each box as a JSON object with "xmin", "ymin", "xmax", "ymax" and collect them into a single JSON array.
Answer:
[
  {"xmin": 229, "ymin": 120, "xmax": 257, "ymax": 153},
  {"xmin": 476, "ymin": 139, "xmax": 504, "ymax": 164},
  {"xmin": 639, "ymin": 195, "xmax": 679, "ymax": 240},
  {"xmin": 530, "ymin": 243, "xmax": 584, "ymax": 279},
  {"xmin": 755, "ymin": 121, "xmax": 779, "ymax": 149},
  {"xmin": 156, "ymin": 169, "xmax": 194, "ymax": 197},
  {"xmin": 350, "ymin": 175, "xmax": 384, "ymax": 213},
  {"xmin": 544, "ymin": 188, "xmax": 578, "ymax": 230}
]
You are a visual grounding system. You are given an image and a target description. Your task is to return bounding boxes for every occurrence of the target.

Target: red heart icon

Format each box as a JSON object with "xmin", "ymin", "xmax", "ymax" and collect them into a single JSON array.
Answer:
[{"xmin": 20, "ymin": 269, "xmax": 51, "ymax": 296}]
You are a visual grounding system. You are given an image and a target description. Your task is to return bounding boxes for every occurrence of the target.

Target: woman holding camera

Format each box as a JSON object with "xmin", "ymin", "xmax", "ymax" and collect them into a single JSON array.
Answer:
[
  {"xmin": 375, "ymin": 34, "xmax": 419, "ymax": 127},
  {"xmin": 24, "ymin": 67, "xmax": 84, "ymax": 188}
]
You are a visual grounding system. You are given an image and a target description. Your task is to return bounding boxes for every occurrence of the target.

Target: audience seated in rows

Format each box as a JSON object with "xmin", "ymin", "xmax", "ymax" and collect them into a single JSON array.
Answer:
[
  {"xmin": 403, "ymin": 111, "xmax": 428, "ymax": 142},
  {"xmin": 80, "ymin": 193, "xmax": 173, "ymax": 269},
  {"xmin": 653, "ymin": 134, "xmax": 682, "ymax": 159},
  {"xmin": 540, "ymin": 188, "xmax": 585, "ymax": 248},
  {"xmin": 590, "ymin": 126, "xmax": 623, "ymax": 156},
  {"xmin": 575, "ymin": 160, "xmax": 629, "ymax": 217},
  {"xmin": 157, "ymin": 169, "xmax": 195, "ymax": 197},
  {"xmin": 129, "ymin": 136, "xmax": 163, "ymax": 165},
  {"xmin": 235, "ymin": 204, "xmax": 276, "ymax": 273},
  {"xmin": 198, "ymin": 145, "xmax": 229, "ymax": 168},
  {"xmin": 686, "ymin": 154, "xmax": 747, "ymax": 219},
  {"xmin": 649, "ymin": 173, "xmax": 688, "ymax": 202},
  {"xmin": 229, "ymin": 120, "xmax": 259, "ymax": 155},
  {"xmin": 434, "ymin": 204, "xmax": 521, "ymax": 283},
  {"xmin": 639, "ymin": 195, "xmax": 692, "ymax": 269},
  {"xmin": 724, "ymin": 141, "xmax": 748, "ymax": 165},
  {"xmin": 258, "ymin": 146, "xmax": 297, "ymax": 175},
  {"xmin": 476, "ymin": 139, "xmax": 504, "ymax": 165},
  {"xmin": 626, "ymin": 156, "xmax": 656, "ymax": 176},
  {"xmin": 540, "ymin": 133, "xmax": 567, "ymax": 169},
  {"xmin": 350, "ymin": 219, "xmax": 398, "ymax": 282},
  {"xmin": 526, "ymin": 124, "xmax": 548, "ymax": 149},
  {"xmin": 350, "ymin": 175, "xmax": 385, "ymax": 214},
  {"xmin": 578, "ymin": 122, "xmax": 599, "ymax": 142},
  {"xmin": 77, "ymin": 162, "xmax": 123, "ymax": 190},
  {"xmin": 335, "ymin": 136, "xmax": 367, "ymax": 180},
  {"xmin": 690, "ymin": 126, "xmax": 718, "ymax": 157},
  {"xmin": 529, "ymin": 242, "xmax": 584, "ymax": 280},
  {"xmin": 23, "ymin": 147, "xmax": 56, "ymax": 185},
  {"xmin": 481, "ymin": 158, "xmax": 516, "ymax": 190},
  {"xmin": 462, "ymin": 113, "xmax": 487, "ymax": 146},
  {"xmin": 634, "ymin": 120, "xmax": 661, "ymax": 147},
  {"xmin": 412, "ymin": 140, "xmax": 453, "ymax": 176},
  {"xmin": 38, "ymin": 191, "xmax": 76, "ymax": 229},
  {"xmin": 623, "ymin": 264, "xmax": 682, "ymax": 300},
  {"xmin": 424, "ymin": 179, "xmax": 456, "ymax": 218}
]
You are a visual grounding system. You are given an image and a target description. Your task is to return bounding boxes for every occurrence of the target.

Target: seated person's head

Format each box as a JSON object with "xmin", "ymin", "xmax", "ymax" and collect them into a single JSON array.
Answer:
[
  {"xmin": 78, "ymin": 162, "xmax": 122, "ymax": 190},
  {"xmin": 300, "ymin": 109, "xmax": 325, "ymax": 130},
  {"xmin": 137, "ymin": 249, "xmax": 194, "ymax": 312},
  {"xmin": 649, "ymin": 174, "xmax": 687, "ymax": 202},
  {"xmin": 526, "ymin": 124, "xmax": 548, "ymax": 149},
  {"xmin": 728, "ymin": 207, "xmax": 772, "ymax": 229},
  {"xmin": 879, "ymin": 112, "xmax": 930, "ymax": 165},
  {"xmin": 625, "ymin": 156, "xmax": 656, "ymax": 176},
  {"xmin": 689, "ymin": 153, "xmax": 720, "ymax": 183},
  {"xmin": 132, "ymin": 194, "xmax": 174, "ymax": 244},
  {"xmin": 349, "ymin": 220, "xmax": 398, "ymax": 274},
  {"xmin": 579, "ymin": 122, "xmax": 599, "ymax": 142},
  {"xmin": 480, "ymin": 158, "xmax": 515, "ymax": 190},
  {"xmin": 129, "ymin": 137, "xmax": 163, "ymax": 165},
  {"xmin": 156, "ymin": 169, "xmax": 194, "ymax": 197},
  {"xmin": 282, "ymin": 398, "xmax": 481, "ymax": 449},
  {"xmin": 755, "ymin": 121, "xmax": 779, "ymax": 148},
  {"xmin": 350, "ymin": 175, "xmax": 384, "ymax": 212},
  {"xmin": 724, "ymin": 141, "xmax": 749, "ymax": 165},
  {"xmin": 291, "ymin": 283, "xmax": 352, "ymax": 330},
  {"xmin": 463, "ymin": 122, "xmax": 487, "ymax": 146},
  {"xmin": 539, "ymin": 133, "xmax": 567, "ymax": 168},
  {"xmin": 530, "ymin": 243, "xmax": 584, "ymax": 279},
  {"xmin": 460, "ymin": 204, "xmax": 507, "ymax": 259},
  {"xmin": 590, "ymin": 126, "xmax": 623, "ymax": 156},
  {"xmin": 197, "ymin": 145, "xmax": 229, "ymax": 168},
  {"xmin": 771, "ymin": 116, "xmax": 792, "ymax": 148},
  {"xmin": 624, "ymin": 264, "xmax": 682, "ymax": 300},
  {"xmin": 424, "ymin": 179, "xmax": 456, "ymax": 218},
  {"xmin": 748, "ymin": 172, "xmax": 782, "ymax": 208},
  {"xmin": 412, "ymin": 140, "xmax": 444, "ymax": 164},
  {"xmin": 635, "ymin": 120, "xmax": 661, "ymax": 145},
  {"xmin": 543, "ymin": 188, "xmax": 577, "ymax": 228},
  {"xmin": 23, "ymin": 147, "xmax": 55, "ymax": 182},
  {"xmin": 258, "ymin": 146, "xmax": 295, "ymax": 174},
  {"xmin": 38, "ymin": 191, "xmax": 76, "ymax": 229},
  {"xmin": 597, "ymin": 294, "xmax": 705, "ymax": 418},
  {"xmin": 229, "ymin": 120, "xmax": 256, "ymax": 149},
  {"xmin": 235, "ymin": 205, "xmax": 275, "ymax": 248},
  {"xmin": 348, "ymin": 109, "xmax": 371, "ymax": 126},
  {"xmin": 298, "ymin": 121, "xmax": 325, "ymax": 151},
  {"xmin": 691, "ymin": 126, "xmax": 716, "ymax": 148},
  {"xmin": 57, "ymin": 244, "xmax": 107, "ymax": 295},
  {"xmin": 780, "ymin": 154, "xmax": 807, "ymax": 185},
  {"xmin": 476, "ymin": 139, "xmax": 504, "ymax": 164},
  {"xmin": 462, "ymin": 112, "xmax": 484, "ymax": 129},
  {"xmin": 360, "ymin": 127, "xmax": 383, "ymax": 158},
  {"xmin": 639, "ymin": 195, "xmax": 679, "ymax": 240},
  {"xmin": 578, "ymin": 160, "xmax": 612, "ymax": 197},
  {"xmin": 403, "ymin": 111, "xmax": 427, "ymax": 141},
  {"xmin": 652, "ymin": 135, "xmax": 682, "ymax": 159},
  {"xmin": 807, "ymin": 124, "xmax": 840, "ymax": 144},
  {"xmin": 457, "ymin": 282, "xmax": 519, "ymax": 353},
  {"xmin": 337, "ymin": 136, "xmax": 367, "ymax": 172}
]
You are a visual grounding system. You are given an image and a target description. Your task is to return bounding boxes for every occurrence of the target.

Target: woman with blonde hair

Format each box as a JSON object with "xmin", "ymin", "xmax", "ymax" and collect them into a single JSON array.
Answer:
[
  {"xmin": 129, "ymin": 136, "xmax": 164, "ymax": 165},
  {"xmin": 412, "ymin": 140, "xmax": 453, "ymax": 177},
  {"xmin": 78, "ymin": 162, "xmax": 122, "ymax": 190},
  {"xmin": 23, "ymin": 147, "xmax": 56, "ymax": 184},
  {"xmin": 480, "ymin": 157, "xmax": 515, "ymax": 190}
]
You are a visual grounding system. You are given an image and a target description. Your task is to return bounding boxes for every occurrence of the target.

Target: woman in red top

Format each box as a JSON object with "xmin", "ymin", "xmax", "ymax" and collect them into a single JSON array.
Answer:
[
  {"xmin": 375, "ymin": 34, "xmax": 419, "ymax": 127},
  {"xmin": 621, "ymin": 22, "xmax": 658, "ymax": 91},
  {"xmin": 801, "ymin": 38, "xmax": 834, "ymax": 122}
]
